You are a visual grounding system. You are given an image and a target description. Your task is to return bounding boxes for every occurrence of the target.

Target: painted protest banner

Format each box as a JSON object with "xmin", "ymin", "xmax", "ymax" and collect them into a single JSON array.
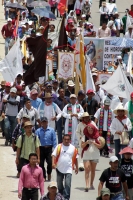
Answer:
[
  {"xmin": 58, "ymin": 52, "xmax": 75, "ymax": 80},
  {"xmin": 84, "ymin": 38, "xmax": 104, "ymax": 70},
  {"xmin": 103, "ymin": 38, "xmax": 123, "ymax": 70},
  {"xmin": 98, "ymin": 71, "xmax": 113, "ymax": 83}
]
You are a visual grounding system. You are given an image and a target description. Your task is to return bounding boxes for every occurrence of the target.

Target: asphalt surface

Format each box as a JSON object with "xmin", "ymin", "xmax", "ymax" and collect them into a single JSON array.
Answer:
[{"xmin": 0, "ymin": 0, "xmax": 133, "ymax": 199}]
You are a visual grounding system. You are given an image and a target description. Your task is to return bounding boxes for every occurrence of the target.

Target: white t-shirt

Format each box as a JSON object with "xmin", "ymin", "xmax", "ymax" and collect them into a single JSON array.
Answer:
[
  {"xmin": 52, "ymin": 144, "xmax": 78, "ymax": 174},
  {"xmin": 81, "ymin": 136, "xmax": 100, "ymax": 160},
  {"xmin": 4, "ymin": 95, "xmax": 20, "ymax": 116}
]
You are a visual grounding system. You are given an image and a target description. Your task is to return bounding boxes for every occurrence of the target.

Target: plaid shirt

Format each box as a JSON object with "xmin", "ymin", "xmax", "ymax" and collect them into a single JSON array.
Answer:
[
  {"xmin": 12, "ymin": 123, "xmax": 35, "ymax": 141},
  {"xmin": 41, "ymin": 193, "xmax": 64, "ymax": 200}
]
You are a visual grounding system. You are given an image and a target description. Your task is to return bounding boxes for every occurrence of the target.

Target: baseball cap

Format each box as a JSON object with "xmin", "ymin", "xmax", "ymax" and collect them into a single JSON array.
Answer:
[
  {"xmin": 87, "ymin": 89, "xmax": 95, "ymax": 94},
  {"xmin": 48, "ymin": 181, "xmax": 57, "ymax": 188},
  {"xmin": 67, "ymin": 19, "xmax": 74, "ymax": 23},
  {"xmin": 70, "ymin": 94, "xmax": 77, "ymax": 98},
  {"xmin": 16, "ymin": 85, "xmax": 22, "ymax": 90},
  {"xmin": 78, "ymin": 90, "xmax": 85, "ymax": 96},
  {"xmin": 30, "ymin": 89, "xmax": 38, "ymax": 95},
  {"xmin": 104, "ymin": 99, "xmax": 111, "ymax": 106},
  {"xmin": 22, "ymin": 25, "xmax": 26, "ymax": 28},
  {"xmin": 109, "ymin": 156, "xmax": 118, "ymax": 163},
  {"xmin": 95, "ymin": 81, "xmax": 101, "ymax": 86},
  {"xmin": 92, "ymin": 72, "xmax": 98, "ymax": 76},
  {"xmin": 41, "ymin": 117, "xmax": 48, "ymax": 122},
  {"xmin": 10, "ymin": 87, "xmax": 17, "ymax": 93},
  {"xmin": 23, "ymin": 114, "xmax": 30, "ymax": 119},
  {"xmin": 81, "ymin": 14, "xmax": 86, "ymax": 18},
  {"xmin": 52, "ymin": 79, "xmax": 58, "ymax": 84},
  {"xmin": 7, "ymin": 18, "xmax": 12, "ymax": 22},
  {"xmin": 5, "ymin": 82, "xmax": 11, "ymax": 87},
  {"xmin": 131, "ymin": 92, "xmax": 133, "ymax": 98},
  {"xmin": 101, "ymin": 188, "xmax": 110, "ymax": 196}
]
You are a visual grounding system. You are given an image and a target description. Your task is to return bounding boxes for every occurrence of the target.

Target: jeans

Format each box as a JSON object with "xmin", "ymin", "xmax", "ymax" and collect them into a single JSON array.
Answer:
[
  {"xmin": 56, "ymin": 169, "xmax": 72, "ymax": 200},
  {"xmin": 22, "ymin": 188, "xmax": 38, "ymax": 200},
  {"xmin": 111, "ymin": 192, "xmax": 124, "ymax": 200},
  {"xmin": 57, "ymin": 117, "xmax": 65, "ymax": 144},
  {"xmin": 114, "ymin": 139, "xmax": 127, "ymax": 159},
  {"xmin": 5, "ymin": 37, "xmax": 12, "ymax": 55},
  {"xmin": 4, "ymin": 116, "xmax": 17, "ymax": 143}
]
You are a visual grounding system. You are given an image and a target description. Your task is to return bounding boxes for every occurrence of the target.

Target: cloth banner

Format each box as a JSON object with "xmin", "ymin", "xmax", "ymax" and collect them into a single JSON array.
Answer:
[
  {"xmin": 58, "ymin": 52, "xmax": 74, "ymax": 80},
  {"xmin": 106, "ymin": 3, "xmax": 117, "ymax": 14},
  {"xmin": 100, "ymin": 65, "xmax": 133, "ymax": 100},
  {"xmin": 84, "ymin": 37, "xmax": 132, "ymax": 70},
  {"xmin": 45, "ymin": 58, "xmax": 53, "ymax": 80},
  {"xmin": 0, "ymin": 38, "xmax": 23, "ymax": 83}
]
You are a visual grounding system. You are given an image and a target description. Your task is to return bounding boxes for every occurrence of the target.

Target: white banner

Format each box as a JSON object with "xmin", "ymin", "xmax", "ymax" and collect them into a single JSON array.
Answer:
[
  {"xmin": 103, "ymin": 38, "xmax": 123, "ymax": 70},
  {"xmin": 0, "ymin": 38, "xmax": 23, "ymax": 83},
  {"xmin": 58, "ymin": 52, "xmax": 74, "ymax": 80}
]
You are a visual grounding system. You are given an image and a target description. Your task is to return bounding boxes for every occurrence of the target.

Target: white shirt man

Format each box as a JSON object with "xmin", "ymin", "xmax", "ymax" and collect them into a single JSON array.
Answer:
[
  {"xmin": 62, "ymin": 94, "xmax": 84, "ymax": 146},
  {"xmin": 93, "ymin": 81, "xmax": 105, "ymax": 105}
]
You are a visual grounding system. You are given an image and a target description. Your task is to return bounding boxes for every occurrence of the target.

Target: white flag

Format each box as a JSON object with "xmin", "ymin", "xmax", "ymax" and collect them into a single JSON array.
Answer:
[
  {"xmin": 100, "ymin": 65, "xmax": 133, "ymax": 100},
  {"xmin": 86, "ymin": 56, "xmax": 95, "ymax": 92},
  {"xmin": 126, "ymin": 14, "xmax": 131, "ymax": 32},
  {"xmin": 127, "ymin": 51, "xmax": 133, "ymax": 77},
  {"xmin": 0, "ymin": 38, "xmax": 23, "ymax": 82}
]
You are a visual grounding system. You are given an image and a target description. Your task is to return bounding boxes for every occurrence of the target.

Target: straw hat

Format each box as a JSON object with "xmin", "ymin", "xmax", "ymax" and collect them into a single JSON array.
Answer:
[
  {"xmin": 81, "ymin": 112, "xmax": 90, "ymax": 119},
  {"xmin": 44, "ymin": 93, "xmax": 52, "ymax": 98},
  {"xmin": 68, "ymin": 80, "xmax": 75, "ymax": 87},
  {"xmin": 24, "ymin": 121, "xmax": 32, "ymax": 128},
  {"xmin": 99, "ymin": 137, "xmax": 105, "ymax": 149},
  {"xmin": 113, "ymin": 104, "xmax": 128, "ymax": 115}
]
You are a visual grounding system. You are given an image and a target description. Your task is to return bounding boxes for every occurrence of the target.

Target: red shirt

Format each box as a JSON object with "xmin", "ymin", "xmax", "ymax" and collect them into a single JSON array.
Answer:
[
  {"xmin": 1, "ymin": 24, "xmax": 14, "ymax": 38},
  {"xmin": 18, "ymin": 164, "xmax": 44, "ymax": 196},
  {"xmin": 129, "ymin": 10, "xmax": 133, "ymax": 18}
]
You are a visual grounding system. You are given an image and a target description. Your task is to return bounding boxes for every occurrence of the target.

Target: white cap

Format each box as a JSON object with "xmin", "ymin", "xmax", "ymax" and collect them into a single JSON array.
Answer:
[
  {"xmin": 117, "ymin": 55, "xmax": 122, "ymax": 59},
  {"xmin": 70, "ymin": 94, "xmax": 77, "ymax": 98},
  {"xmin": 7, "ymin": 18, "xmax": 12, "ymax": 22},
  {"xmin": 22, "ymin": 25, "xmax": 26, "ymax": 28},
  {"xmin": 128, "ymin": 25, "xmax": 133, "ymax": 29},
  {"xmin": 10, "ymin": 87, "xmax": 17, "ymax": 93},
  {"xmin": 81, "ymin": 14, "xmax": 86, "ymax": 18},
  {"xmin": 39, "ymin": 26, "xmax": 44, "ymax": 30},
  {"xmin": 109, "ymin": 156, "xmax": 118, "ymax": 162},
  {"xmin": 28, "ymin": 21, "xmax": 33, "ymax": 25}
]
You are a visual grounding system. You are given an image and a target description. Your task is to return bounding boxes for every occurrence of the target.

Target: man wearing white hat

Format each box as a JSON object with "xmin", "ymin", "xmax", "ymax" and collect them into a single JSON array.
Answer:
[
  {"xmin": 98, "ymin": 156, "xmax": 129, "ymax": 200},
  {"xmin": 62, "ymin": 94, "xmax": 84, "ymax": 146},
  {"xmin": 76, "ymin": 112, "xmax": 97, "ymax": 170},
  {"xmin": 1, "ymin": 18, "xmax": 14, "ymax": 55},
  {"xmin": 125, "ymin": 25, "xmax": 133, "ymax": 39},
  {"xmin": 110, "ymin": 104, "xmax": 132, "ymax": 159},
  {"xmin": 93, "ymin": 81, "xmax": 105, "ymax": 106},
  {"xmin": 115, "ymin": 55, "xmax": 126, "ymax": 71},
  {"xmin": 65, "ymin": 80, "xmax": 75, "ymax": 97}
]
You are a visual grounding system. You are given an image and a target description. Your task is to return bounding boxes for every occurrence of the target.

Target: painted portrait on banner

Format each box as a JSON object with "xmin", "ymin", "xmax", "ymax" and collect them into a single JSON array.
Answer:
[
  {"xmin": 84, "ymin": 37, "xmax": 104, "ymax": 70},
  {"xmin": 98, "ymin": 71, "xmax": 113, "ymax": 83},
  {"xmin": 58, "ymin": 52, "xmax": 74, "ymax": 80}
]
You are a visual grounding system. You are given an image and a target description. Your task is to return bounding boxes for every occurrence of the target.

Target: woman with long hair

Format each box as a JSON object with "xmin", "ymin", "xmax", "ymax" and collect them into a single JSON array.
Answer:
[{"xmin": 81, "ymin": 124, "xmax": 103, "ymax": 192}]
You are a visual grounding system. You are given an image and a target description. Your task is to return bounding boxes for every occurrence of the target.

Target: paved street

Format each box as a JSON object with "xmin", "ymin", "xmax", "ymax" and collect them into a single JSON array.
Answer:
[{"xmin": 0, "ymin": 0, "xmax": 133, "ymax": 199}]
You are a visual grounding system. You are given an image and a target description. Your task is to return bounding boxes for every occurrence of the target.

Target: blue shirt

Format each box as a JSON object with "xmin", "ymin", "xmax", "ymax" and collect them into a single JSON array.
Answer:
[
  {"xmin": 35, "ymin": 127, "xmax": 57, "ymax": 148},
  {"xmin": 30, "ymin": 98, "xmax": 42, "ymax": 109}
]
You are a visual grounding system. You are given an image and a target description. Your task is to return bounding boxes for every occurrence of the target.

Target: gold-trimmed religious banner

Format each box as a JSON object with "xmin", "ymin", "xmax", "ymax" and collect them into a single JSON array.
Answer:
[
  {"xmin": 58, "ymin": 52, "xmax": 75, "ymax": 80},
  {"xmin": 98, "ymin": 71, "xmax": 113, "ymax": 83}
]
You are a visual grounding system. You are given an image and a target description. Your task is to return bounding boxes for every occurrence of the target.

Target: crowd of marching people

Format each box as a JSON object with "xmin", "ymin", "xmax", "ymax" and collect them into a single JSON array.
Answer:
[{"xmin": 1, "ymin": 0, "xmax": 133, "ymax": 200}]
